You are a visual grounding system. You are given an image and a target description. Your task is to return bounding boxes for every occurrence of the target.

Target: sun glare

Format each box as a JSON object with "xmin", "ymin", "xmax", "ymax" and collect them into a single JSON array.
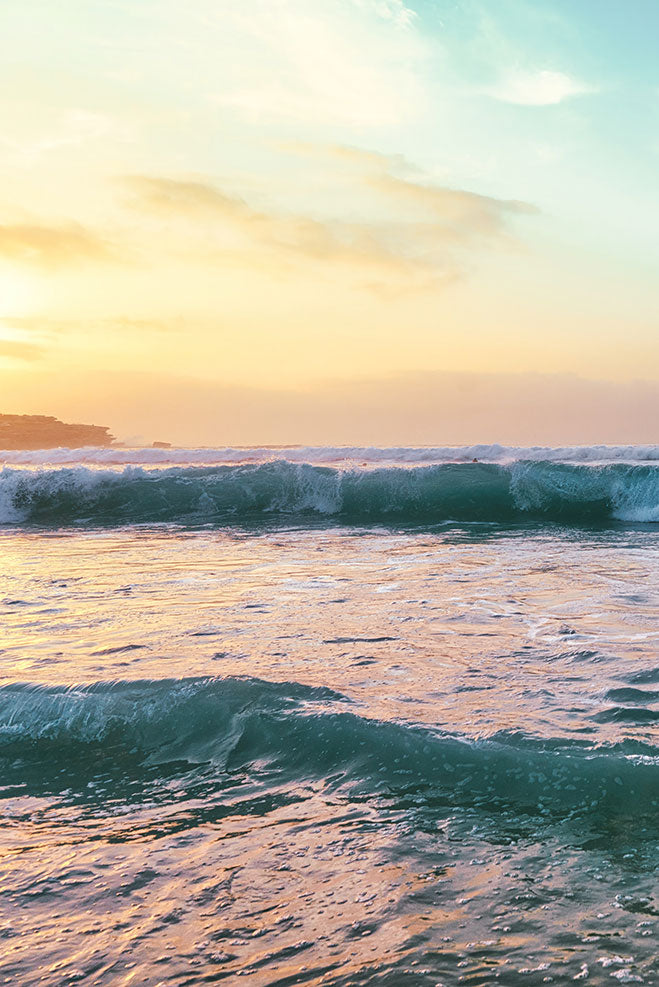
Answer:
[{"xmin": 0, "ymin": 266, "xmax": 37, "ymax": 317}]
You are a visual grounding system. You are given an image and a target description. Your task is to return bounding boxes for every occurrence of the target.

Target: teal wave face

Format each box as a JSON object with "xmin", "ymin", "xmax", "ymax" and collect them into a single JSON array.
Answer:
[
  {"xmin": 1, "ymin": 676, "xmax": 657, "ymax": 826},
  {"xmin": 1, "ymin": 460, "xmax": 658, "ymax": 526}
]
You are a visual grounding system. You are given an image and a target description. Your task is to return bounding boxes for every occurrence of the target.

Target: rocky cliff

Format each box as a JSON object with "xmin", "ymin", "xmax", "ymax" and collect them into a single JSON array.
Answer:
[{"xmin": 0, "ymin": 414, "xmax": 115, "ymax": 449}]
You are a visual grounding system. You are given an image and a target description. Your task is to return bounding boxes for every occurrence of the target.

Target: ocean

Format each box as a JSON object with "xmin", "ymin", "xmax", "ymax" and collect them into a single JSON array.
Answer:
[{"xmin": 0, "ymin": 446, "xmax": 657, "ymax": 986}]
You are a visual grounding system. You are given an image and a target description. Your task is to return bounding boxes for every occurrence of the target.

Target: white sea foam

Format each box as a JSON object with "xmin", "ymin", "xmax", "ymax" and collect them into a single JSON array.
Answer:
[
  {"xmin": 2, "ymin": 444, "xmax": 659, "ymax": 467},
  {"xmin": 0, "ymin": 458, "xmax": 657, "ymax": 526}
]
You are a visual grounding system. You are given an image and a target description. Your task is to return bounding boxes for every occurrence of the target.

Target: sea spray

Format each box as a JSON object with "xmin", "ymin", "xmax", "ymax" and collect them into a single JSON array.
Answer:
[
  {"xmin": 3, "ymin": 443, "xmax": 659, "ymax": 466},
  {"xmin": 1, "ymin": 460, "xmax": 658, "ymax": 526}
]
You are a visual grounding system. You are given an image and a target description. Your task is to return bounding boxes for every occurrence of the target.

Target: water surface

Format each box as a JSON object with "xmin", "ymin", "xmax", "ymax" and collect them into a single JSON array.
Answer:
[{"xmin": 1, "ymin": 447, "xmax": 657, "ymax": 985}]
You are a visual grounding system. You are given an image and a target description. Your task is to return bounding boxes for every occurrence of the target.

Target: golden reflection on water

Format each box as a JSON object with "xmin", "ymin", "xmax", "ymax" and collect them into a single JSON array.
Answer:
[
  {"xmin": 1, "ymin": 526, "xmax": 657, "ymax": 745},
  {"xmin": 1, "ymin": 524, "xmax": 658, "ymax": 985}
]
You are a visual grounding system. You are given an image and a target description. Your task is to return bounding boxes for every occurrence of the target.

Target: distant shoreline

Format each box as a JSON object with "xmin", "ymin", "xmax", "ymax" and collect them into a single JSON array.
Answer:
[{"xmin": 0, "ymin": 413, "xmax": 116, "ymax": 451}]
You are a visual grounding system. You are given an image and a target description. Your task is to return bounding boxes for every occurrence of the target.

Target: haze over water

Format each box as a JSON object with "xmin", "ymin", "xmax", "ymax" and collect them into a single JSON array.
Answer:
[{"xmin": 1, "ymin": 446, "xmax": 657, "ymax": 986}]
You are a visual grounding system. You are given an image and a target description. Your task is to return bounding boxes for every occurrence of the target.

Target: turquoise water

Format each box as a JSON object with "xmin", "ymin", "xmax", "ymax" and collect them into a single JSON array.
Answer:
[
  {"xmin": 0, "ymin": 450, "xmax": 657, "ymax": 985},
  {"xmin": 1, "ymin": 459, "xmax": 659, "ymax": 525}
]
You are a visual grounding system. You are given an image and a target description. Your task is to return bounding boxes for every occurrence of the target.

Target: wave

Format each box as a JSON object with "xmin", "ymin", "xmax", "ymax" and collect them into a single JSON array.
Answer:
[
  {"xmin": 2, "ymin": 443, "xmax": 659, "ymax": 466},
  {"xmin": 1, "ymin": 460, "xmax": 658, "ymax": 526},
  {"xmin": 1, "ymin": 676, "xmax": 657, "ymax": 819}
]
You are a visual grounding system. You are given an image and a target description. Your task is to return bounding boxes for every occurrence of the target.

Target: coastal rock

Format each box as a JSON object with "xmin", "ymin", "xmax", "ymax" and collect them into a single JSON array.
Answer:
[{"xmin": 0, "ymin": 414, "xmax": 115, "ymax": 449}]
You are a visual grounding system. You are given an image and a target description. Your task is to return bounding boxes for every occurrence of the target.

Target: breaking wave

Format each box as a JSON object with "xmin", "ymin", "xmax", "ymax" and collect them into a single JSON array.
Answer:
[
  {"xmin": 2, "ymin": 444, "xmax": 659, "ymax": 466},
  {"xmin": 1, "ymin": 460, "xmax": 658, "ymax": 526},
  {"xmin": 1, "ymin": 676, "xmax": 657, "ymax": 820}
]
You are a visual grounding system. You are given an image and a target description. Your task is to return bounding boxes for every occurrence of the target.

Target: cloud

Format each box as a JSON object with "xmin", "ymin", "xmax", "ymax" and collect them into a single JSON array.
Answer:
[
  {"xmin": 487, "ymin": 70, "xmax": 595, "ymax": 106},
  {"xmin": 281, "ymin": 141, "xmax": 538, "ymax": 236},
  {"xmin": 122, "ymin": 174, "xmax": 433, "ymax": 279},
  {"xmin": 0, "ymin": 223, "xmax": 110, "ymax": 267},
  {"xmin": 0, "ymin": 339, "xmax": 44, "ymax": 361},
  {"xmin": 0, "ymin": 109, "xmax": 118, "ymax": 164},
  {"xmin": 122, "ymin": 174, "xmax": 383, "ymax": 263},
  {"xmin": 287, "ymin": 141, "xmax": 410, "ymax": 174},
  {"xmin": 367, "ymin": 170, "xmax": 537, "ymax": 239},
  {"xmin": 206, "ymin": 0, "xmax": 425, "ymax": 128},
  {"xmin": 122, "ymin": 157, "xmax": 536, "ymax": 289},
  {"xmin": 124, "ymin": 176, "xmax": 245, "ymax": 216},
  {"xmin": 352, "ymin": 0, "xmax": 417, "ymax": 29}
]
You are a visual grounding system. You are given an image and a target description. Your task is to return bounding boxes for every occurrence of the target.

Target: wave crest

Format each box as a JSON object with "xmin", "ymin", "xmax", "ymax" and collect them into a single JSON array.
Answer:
[
  {"xmin": 1, "ymin": 676, "xmax": 657, "ymax": 819},
  {"xmin": 1, "ymin": 460, "xmax": 658, "ymax": 526},
  {"xmin": 3, "ymin": 444, "xmax": 659, "ymax": 466}
]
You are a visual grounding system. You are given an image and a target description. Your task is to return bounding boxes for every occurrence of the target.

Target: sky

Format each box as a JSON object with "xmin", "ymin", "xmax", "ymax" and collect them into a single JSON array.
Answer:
[{"xmin": 1, "ymin": 0, "xmax": 658, "ymax": 445}]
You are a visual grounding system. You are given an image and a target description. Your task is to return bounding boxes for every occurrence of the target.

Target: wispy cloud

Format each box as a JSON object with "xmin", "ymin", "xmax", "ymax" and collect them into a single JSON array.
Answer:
[
  {"xmin": 123, "ymin": 177, "xmax": 255, "ymax": 222},
  {"xmin": 0, "ymin": 339, "xmax": 44, "ymax": 362},
  {"xmin": 122, "ymin": 174, "xmax": 432, "ymax": 284},
  {"xmin": 487, "ymin": 70, "xmax": 595, "ymax": 106},
  {"xmin": 352, "ymin": 0, "xmax": 417, "ymax": 29},
  {"xmin": 0, "ymin": 110, "xmax": 119, "ymax": 164},
  {"xmin": 207, "ymin": 0, "xmax": 425, "ymax": 128},
  {"xmin": 283, "ymin": 141, "xmax": 537, "ymax": 231},
  {"xmin": 366, "ymin": 170, "xmax": 537, "ymax": 239},
  {"xmin": 122, "ymin": 153, "xmax": 536, "ymax": 290},
  {"xmin": 0, "ymin": 223, "xmax": 110, "ymax": 267}
]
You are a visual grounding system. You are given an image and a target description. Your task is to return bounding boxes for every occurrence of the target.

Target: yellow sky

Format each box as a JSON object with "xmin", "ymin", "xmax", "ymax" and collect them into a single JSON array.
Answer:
[{"xmin": 1, "ymin": 0, "xmax": 658, "ymax": 444}]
